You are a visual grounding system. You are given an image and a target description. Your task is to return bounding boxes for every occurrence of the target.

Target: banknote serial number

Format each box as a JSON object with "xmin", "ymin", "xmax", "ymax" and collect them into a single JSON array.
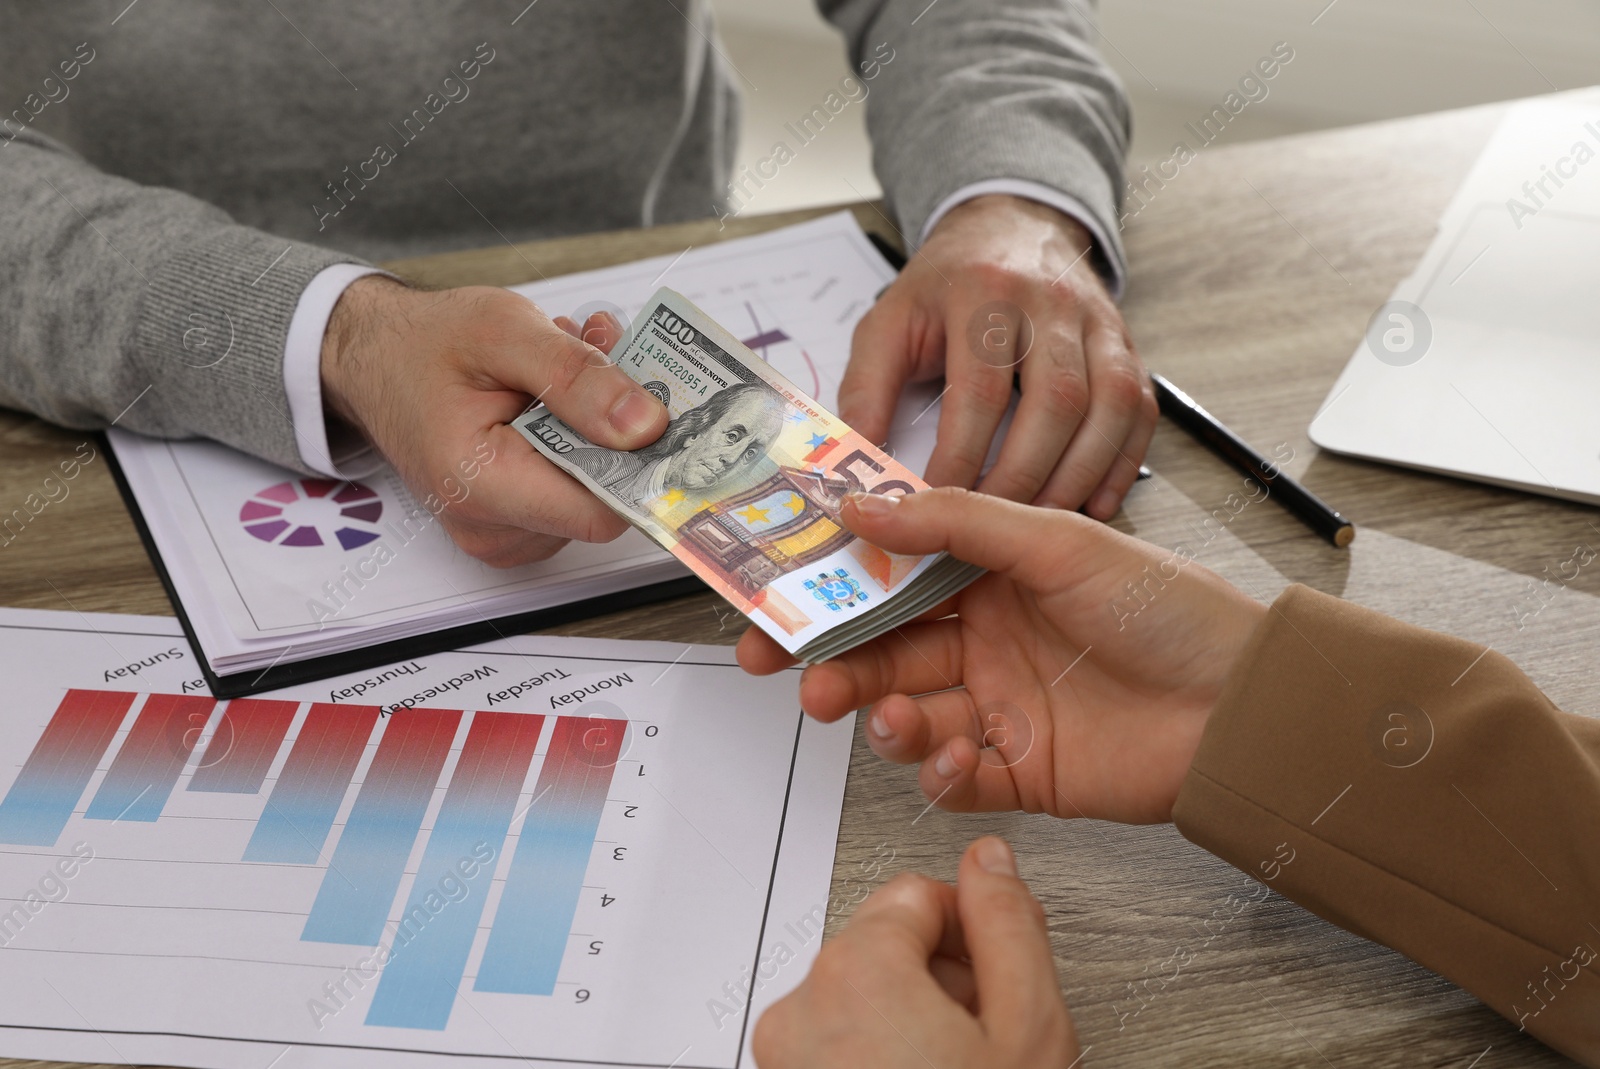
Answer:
[{"xmin": 632, "ymin": 338, "xmax": 709, "ymax": 398}]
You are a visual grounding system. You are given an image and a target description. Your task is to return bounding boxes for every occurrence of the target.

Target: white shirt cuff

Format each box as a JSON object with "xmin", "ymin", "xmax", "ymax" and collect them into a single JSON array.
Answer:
[
  {"xmin": 283, "ymin": 264, "xmax": 390, "ymax": 478},
  {"xmin": 916, "ymin": 178, "xmax": 1127, "ymax": 300}
]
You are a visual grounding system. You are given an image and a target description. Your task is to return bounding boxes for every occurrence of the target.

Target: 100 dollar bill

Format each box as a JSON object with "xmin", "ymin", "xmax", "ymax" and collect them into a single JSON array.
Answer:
[{"xmin": 514, "ymin": 287, "xmax": 981, "ymax": 662}]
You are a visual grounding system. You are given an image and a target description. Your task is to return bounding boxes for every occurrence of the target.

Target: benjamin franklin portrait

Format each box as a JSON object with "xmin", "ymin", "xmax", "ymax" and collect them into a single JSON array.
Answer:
[{"xmin": 565, "ymin": 382, "xmax": 789, "ymax": 509}]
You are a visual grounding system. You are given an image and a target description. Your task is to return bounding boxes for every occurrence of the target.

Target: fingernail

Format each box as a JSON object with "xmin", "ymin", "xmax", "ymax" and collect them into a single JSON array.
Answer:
[
  {"xmin": 601, "ymin": 310, "xmax": 623, "ymax": 333},
  {"xmin": 934, "ymin": 747, "xmax": 959, "ymax": 779},
  {"xmin": 869, "ymin": 711, "xmax": 895, "ymax": 740},
  {"xmin": 847, "ymin": 490, "xmax": 899, "ymax": 518},
  {"xmin": 974, "ymin": 837, "xmax": 1017, "ymax": 877},
  {"xmin": 609, "ymin": 391, "xmax": 662, "ymax": 439},
  {"xmin": 1089, "ymin": 488, "xmax": 1119, "ymax": 518}
]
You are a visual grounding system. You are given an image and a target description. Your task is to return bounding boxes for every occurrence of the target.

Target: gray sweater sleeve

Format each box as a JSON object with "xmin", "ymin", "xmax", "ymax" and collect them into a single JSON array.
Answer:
[
  {"xmin": 0, "ymin": 125, "xmax": 365, "ymax": 472},
  {"xmin": 817, "ymin": 0, "xmax": 1130, "ymax": 277}
]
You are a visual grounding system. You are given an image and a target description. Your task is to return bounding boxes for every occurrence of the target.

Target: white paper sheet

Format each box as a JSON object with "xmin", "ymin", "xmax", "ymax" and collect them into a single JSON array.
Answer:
[{"xmin": 0, "ymin": 607, "xmax": 852, "ymax": 1069}]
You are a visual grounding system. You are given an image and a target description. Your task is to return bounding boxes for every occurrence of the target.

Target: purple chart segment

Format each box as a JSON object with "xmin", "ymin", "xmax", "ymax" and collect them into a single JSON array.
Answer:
[
  {"xmin": 335, "ymin": 527, "xmax": 380, "ymax": 550},
  {"xmin": 245, "ymin": 520, "xmax": 289, "ymax": 542}
]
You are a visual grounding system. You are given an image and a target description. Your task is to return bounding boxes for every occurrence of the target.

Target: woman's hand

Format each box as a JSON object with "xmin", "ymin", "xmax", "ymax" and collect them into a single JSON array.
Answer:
[
  {"xmin": 754, "ymin": 838, "xmax": 1079, "ymax": 1069},
  {"xmin": 738, "ymin": 488, "xmax": 1267, "ymax": 823}
]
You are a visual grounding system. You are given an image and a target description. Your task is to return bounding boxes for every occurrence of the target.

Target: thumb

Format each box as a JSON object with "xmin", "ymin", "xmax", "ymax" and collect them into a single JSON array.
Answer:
[
  {"xmin": 957, "ymin": 838, "xmax": 1073, "ymax": 1042},
  {"xmin": 483, "ymin": 295, "xmax": 666, "ymax": 451},
  {"xmin": 840, "ymin": 486, "xmax": 1098, "ymax": 589},
  {"xmin": 842, "ymin": 871, "xmax": 963, "ymax": 965}
]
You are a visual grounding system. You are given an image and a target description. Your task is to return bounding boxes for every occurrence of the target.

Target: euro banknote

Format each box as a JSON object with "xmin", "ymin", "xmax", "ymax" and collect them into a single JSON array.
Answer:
[{"xmin": 513, "ymin": 287, "xmax": 982, "ymax": 663}]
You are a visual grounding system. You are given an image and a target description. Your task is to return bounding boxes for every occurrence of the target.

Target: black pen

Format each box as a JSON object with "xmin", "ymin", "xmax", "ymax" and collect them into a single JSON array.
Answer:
[{"xmin": 1152, "ymin": 373, "xmax": 1354, "ymax": 548}]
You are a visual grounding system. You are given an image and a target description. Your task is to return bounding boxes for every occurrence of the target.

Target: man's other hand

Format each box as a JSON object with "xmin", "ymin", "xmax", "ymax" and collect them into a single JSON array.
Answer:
[{"xmin": 840, "ymin": 195, "xmax": 1155, "ymax": 519}]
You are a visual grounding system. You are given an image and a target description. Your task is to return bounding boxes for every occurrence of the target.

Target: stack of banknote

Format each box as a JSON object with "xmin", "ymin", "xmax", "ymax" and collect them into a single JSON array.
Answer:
[{"xmin": 515, "ymin": 288, "xmax": 983, "ymax": 663}]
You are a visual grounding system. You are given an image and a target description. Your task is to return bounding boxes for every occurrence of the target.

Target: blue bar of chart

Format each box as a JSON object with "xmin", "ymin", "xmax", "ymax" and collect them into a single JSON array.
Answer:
[
  {"xmin": 86, "ymin": 694, "xmax": 215, "ymax": 822},
  {"xmin": 245, "ymin": 703, "xmax": 379, "ymax": 864},
  {"xmin": 475, "ymin": 716, "xmax": 626, "ymax": 996},
  {"xmin": 0, "ymin": 690, "xmax": 136, "ymax": 845},
  {"xmin": 302, "ymin": 708, "xmax": 461, "ymax": 946},
  {"xmin": 365, "ymin": 710, "xmax": 546, "ymax": 1029}
]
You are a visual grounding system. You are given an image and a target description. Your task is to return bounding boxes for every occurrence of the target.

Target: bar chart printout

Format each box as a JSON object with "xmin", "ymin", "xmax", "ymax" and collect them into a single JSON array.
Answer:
[
  {"xmin": 0, "ymin": 694, "xmax": 618, "ymax": 1027},
  {"xmin": 0, "ymin": 691, "xmax": 637, "ymax": 1032},
  {"xmin": 0, "ymin": 611, "xmax": 852, "ymax": 1069}
]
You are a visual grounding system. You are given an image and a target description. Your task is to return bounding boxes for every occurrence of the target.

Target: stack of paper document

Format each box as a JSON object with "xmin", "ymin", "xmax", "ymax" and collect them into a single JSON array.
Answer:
[{"xmin": 107, "ymin": 213, "xmax": 980, "ymax": 694}]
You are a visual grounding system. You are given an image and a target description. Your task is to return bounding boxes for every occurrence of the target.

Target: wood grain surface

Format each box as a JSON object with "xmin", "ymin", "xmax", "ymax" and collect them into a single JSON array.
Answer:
[{"xmin": 1, "ymin": 101, "xmax": 1592, "ymax": 1068}]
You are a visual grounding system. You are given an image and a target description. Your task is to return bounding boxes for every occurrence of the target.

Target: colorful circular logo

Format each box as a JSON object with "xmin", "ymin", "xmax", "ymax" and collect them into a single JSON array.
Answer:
[
  {"xmin": 804, "ymin": 569, "xmax": 867, "ymax": 612},
  {"xmin": 239, "ymin": 480, "xmax": 383, "ymax": 551}
]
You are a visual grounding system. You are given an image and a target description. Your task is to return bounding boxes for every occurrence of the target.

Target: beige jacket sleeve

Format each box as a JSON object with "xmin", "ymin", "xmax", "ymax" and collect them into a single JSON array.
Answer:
[{"xmin": 1173, "ymin": 584, "xmax": 1600, "ymax": 1066}]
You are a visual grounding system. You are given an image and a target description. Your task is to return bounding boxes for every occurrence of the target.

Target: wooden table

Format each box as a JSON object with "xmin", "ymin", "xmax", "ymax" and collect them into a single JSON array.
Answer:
[{"xmin": 2, "ymin": 98, "xmax": 1593, "ymax": 1068}]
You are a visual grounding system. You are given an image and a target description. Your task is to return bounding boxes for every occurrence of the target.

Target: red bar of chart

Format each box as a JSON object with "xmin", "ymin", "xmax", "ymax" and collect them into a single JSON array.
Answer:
[{"xmin": 187, "ymin": 699, "xmax": 298, "ymax": 794}]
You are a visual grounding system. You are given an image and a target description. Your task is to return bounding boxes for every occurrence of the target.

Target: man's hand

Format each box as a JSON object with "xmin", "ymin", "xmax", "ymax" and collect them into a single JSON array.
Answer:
[
  {"xmin": 754, "ymin": 838, "xmax": 1079, "ymax": 1069},
  {"xmin": 738, "ymin": 487, "xmax": 1269, "ymax": 824},
  {"xmin": 319, "ymin": 278, "xmax": 667, "ymax": 567},
  {"xmin": 840, "ymin": 195, "xmax": 1156, "ymax": 519}
]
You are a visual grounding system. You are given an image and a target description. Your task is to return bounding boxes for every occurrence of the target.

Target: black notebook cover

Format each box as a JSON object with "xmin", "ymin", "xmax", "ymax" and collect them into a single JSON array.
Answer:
[{"xmin": 101, "ymin": 434, "xmax": 707, "ymax": 700}]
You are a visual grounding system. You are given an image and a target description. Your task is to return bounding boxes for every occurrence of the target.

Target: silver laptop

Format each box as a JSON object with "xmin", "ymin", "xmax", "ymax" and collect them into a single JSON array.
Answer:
[{"xmin": 1310, "ymin": 91, "xmax": 1600, "ymax": 506}]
